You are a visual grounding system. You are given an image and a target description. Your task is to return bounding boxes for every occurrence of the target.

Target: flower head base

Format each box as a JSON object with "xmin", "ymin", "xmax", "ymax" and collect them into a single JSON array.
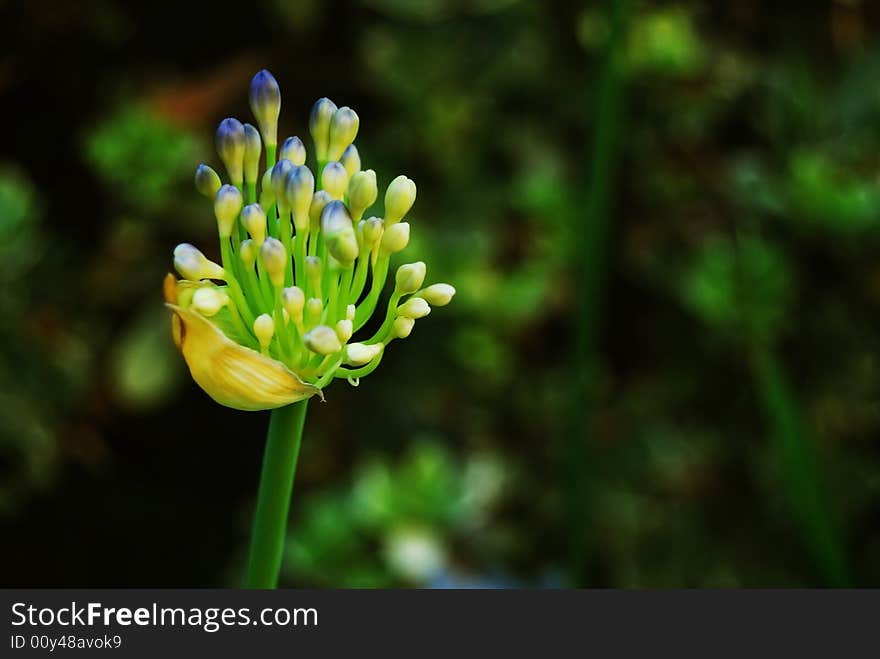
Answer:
[{"xmin": 166, "ymin": 71, "xmax": 455, "ymax": 411}]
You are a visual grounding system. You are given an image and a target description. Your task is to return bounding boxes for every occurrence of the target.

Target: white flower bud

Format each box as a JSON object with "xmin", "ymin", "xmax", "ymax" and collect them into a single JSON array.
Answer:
[
  {"xmin": 243, "ymin": 123, "xmax": 262, "ymax": 186},
  {"xmin": 348, "ymin": 169, "xmax": 377, "ymax": 219},
  {"xmin": 335, "ymin": 319, "xmax": 353, "ymax": 343},
  {"xmin": 305, "ymin": 297, "xmax": 323, "ymax": 327},
  {"xmin": 309, "ymin": 97, "xmax": 338, "ymax": 162},
  {"xmin": 346, "ymin": 304, "xmax": 356, "ymax": 321},
  {"xmin": 384, "ymin": 175, "xmax": 416, "ymax": 225},
  {"xmin": 321, "ymin": 161, "xmax": 349, "ymax": 200},
  {"xmin": 395, "ymin": 261, "xmax": 426, "ymax": 294},
  {"xmin": 191, "ymin": 287, "xmax": 228, "ymax": 317},
  {"xmin": 214, "ymin": 185, "xmax": 243, "ymax": 238},
  {"xmin": 304, "ymin": 325, "xmax": 342, "ymax": 355},
  {"xmin": 260, "ymin": 237, "xmax": 288, "ymax": 287},
  {"xmin": 392, "ymin": 316, "xmax": 415, "ymax": 339},
  {"xmin": 379, "ymin": 222, "xmax": 410, "ymax": 256},
  {"xmin": 173, "ymin": 243, "xmax": 225, "ymax": 281},
  {"xmin": 418, "ymin": 283, "xmax": 456, "ymax": 306},
  {"xmin": 361, "ymin": 216, "xmax": 384, "ymax": 250},
  {"xmin": 239, "ymin": 239, "xmax": 258, "ymax": 268},
  {"xmin": 397, "ymin": 296, "xmax": 431, "ymax": 319},
  {"xmin": 328, "ymin": 107, "xmax": 360, "ymax": 161},
  {"xmin": 340, "ymin": 144, "xmax": 361, "ymax": 177},
  {"xmin": 282, "ymin": 286, "xmax": 305, "ymax": 321},
  {"xmin": 286, "ymin": 165, "xmax": 315, "ymax": 230},
  {"xmin": 321, "ymin": 200, "xmax": 359, "ymax": 266},
  {"xmin": 279, "ymin": 136, "xmax": 306, "ymax": 166},
  {"xmin": 241, "ymin": 203, "xmax": 267, "ymax": 245},
  {"xmin": 345, "ymin": 342, "xmax": 383, "ymax": 366},
  {"xmin": 254, "ymin": 313, "xmax": 275, "ymax": 351}
]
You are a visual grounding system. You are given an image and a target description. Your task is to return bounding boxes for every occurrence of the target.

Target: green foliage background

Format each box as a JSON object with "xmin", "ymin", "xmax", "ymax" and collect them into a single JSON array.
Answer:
[{"xmin": 1, "ymin": 0, "xmax": 879, "ymax": 587}]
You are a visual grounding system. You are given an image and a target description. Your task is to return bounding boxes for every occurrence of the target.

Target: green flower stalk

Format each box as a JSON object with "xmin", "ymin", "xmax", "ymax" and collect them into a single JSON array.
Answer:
[{"xmin": 164, "ymin": 70, "xmax": 455, "ymax": 587}]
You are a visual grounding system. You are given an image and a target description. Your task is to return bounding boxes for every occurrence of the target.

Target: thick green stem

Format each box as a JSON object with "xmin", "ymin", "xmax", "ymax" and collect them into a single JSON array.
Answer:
[
  {"xmin": 243, "ymin": 400, "xmax": 309, "ymax": 588},
  {"xmin": 751, "ymin": 346, "xmax": 850, "ymax": 586}
]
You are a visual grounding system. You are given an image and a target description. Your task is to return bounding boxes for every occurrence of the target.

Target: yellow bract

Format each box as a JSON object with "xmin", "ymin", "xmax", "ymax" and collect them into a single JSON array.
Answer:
[{"xmin": 166, "ymin": 303, "xmax": 322, "ymax": 411}]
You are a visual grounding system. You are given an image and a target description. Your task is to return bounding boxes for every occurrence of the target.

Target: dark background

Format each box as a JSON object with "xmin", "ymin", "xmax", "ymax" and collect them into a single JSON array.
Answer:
[{"xmin": 1, "ymin": 0, "xmax": 879, "ymax": 587}]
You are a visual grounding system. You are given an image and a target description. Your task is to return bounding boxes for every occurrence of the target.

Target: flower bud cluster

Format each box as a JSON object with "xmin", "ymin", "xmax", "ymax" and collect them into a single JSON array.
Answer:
[{"xmin": 166, "ymin": 70, "xmax": 454, "ymax": 405}]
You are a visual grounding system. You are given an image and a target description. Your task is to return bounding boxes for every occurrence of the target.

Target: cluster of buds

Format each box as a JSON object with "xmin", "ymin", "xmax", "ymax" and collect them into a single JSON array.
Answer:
[{"xmin": 164, "ymin": 70, "xmax": 455, "ymax": 411}]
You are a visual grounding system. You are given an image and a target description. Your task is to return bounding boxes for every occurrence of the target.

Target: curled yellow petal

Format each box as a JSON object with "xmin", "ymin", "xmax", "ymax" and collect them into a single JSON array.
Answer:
[{"xmin": 167, "ymin": 304, "xmax": 322, "ymax": 411}]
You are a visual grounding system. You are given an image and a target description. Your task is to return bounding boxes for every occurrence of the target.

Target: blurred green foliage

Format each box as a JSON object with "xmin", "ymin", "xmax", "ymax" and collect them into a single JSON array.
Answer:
[
  {"xmin": 283, "ymin": 443, "xmax": 510, "ymax": 587},
  {"xmin": 85, "ymin": 105, "xmax": 201, "ymax": 210}
]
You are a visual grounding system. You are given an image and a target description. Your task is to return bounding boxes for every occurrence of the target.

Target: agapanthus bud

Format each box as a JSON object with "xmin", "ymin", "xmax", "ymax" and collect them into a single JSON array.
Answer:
[
  {"xmin": 280, "ymin": 136, "xmax": 306, "ymax": 166},
  {"xmin": 309, "ymin": 97, "xmax": 338, "ymax": 162},
  {"xmin": 379, "ymin": 222, "xmax": 410, "ymax": 255},
  {"xmin": 397, "ymin": 297, "xmax": 431, "ymax": 319},
  {"xmin": 254, "ymin": 313, "xmax": 275, "ymax": 351},
  {"xmin": 282, "ymin": 286, "xmax": 305, "ymax": 321},
  {"xmin": 214, "ymin": 185, "xmax": 243, "ymax": 238},
  {"xmin": 348, "ymin": 169, "xmax": 377, "ymax": 219},
  {"xmin": 418, "ymin": 283, "xmax": 456, "ymax": 306},
  {"xmin": 321, "ymin": 161, "xmax": 349, "ymax": 200},
  {"xmin": 249, "ymin": 69, "xmax": 281, "ymax": 148},
  {"xmin": 346, "ymin": 304, "xmax": 356, "ymax": 321},
  {"xmin": 335, "ymin": 319, "xmax": 353, "ymax": 343},
  {"xmin": 216, "ymin": 118, "xmax": 246, "ymax": 184},
  {"xmin": 395, "ymin": 261, "xmax": 426, "ymax": 294},
  {"xmin": 392, "ymin": 316, "xmax": 415, "ymax": 339},
  {"xmin": 260, "ymin": 237, "xmax": 288, "ymax": 287},
  {"xmin": 361, "ymin": 216, "xmax": 384, "ymax": 249},
  {"xmin": 174, "ymin": 244, "xmax": 226, "ymax": 281},
  {"xmin": 340, "ymin": 144, "xmax": 361, "ymax": 177},
  {"xmin": 384, "ymin": 175, "xmax": 417, "ymax": 225},
  {"xmin": 191, "ymin": 287, "xmax": 228, "ymax": 317},
  {"xmin": 270, "ymin": 159, "xmax": 294, "ymax": 208},
  {"xmin": 194, "ymin": 164, "xmax": 222, "ymax": 198},
  {"xmin": 239, "ymin": 239, "xmax": 258, "ymax": 268},
  {"xmin": 260, "ymin": 168, "xmax": 275, "ymax": 208},
  {"xmin": 304, "ymin": 325, "xmax": 342, "ymax": 355},
  {"xmin": 286, "ymin": 165, "xmax": 314, "ymax": 230},
  {"xmin": 305, "ymin": 297, "xmax": 323, "ymax": 327},
  {"xmin": 241, "ymin": 203, "xmax": 267, "ymax": 245},
  {"xmin": 328, "ymin": 107, "xmax": 360, "ymax": 161},
  {"xmin": 309, "ymin": 190, "xmax": 332, "ymax": 233},
  {"xmin": 243, "ymin": 123, "xmax": 262, "ymax": 186},
  {"xmin": 345, "ymin": 342, "xmax": 383, "ymax": 366},
  {"xmin": 321, "ymin": 201, "xmax": 359, "ymax": 265}
]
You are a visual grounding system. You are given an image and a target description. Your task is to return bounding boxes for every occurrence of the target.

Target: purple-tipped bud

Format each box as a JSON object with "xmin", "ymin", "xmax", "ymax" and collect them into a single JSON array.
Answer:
[
  {"xmin": 194, "ymin": 164, "xmax": 222, "ymax": 198},
  {"xmin": 309, "ymin": 97, "xmax": 338, "ymax": 162},
  {"xmin": 215, "ymin": 117, "xmax": 246, "ymax": 185},
  {"xmin": 249, "ymin": 69, "xmax": 281, "ymax": 148},
  {"xmin": 279, "ymin": 136, "xmax": 306, "ymax": 166},
  {"xmin": 243, "ymin": 123, "xmax": 262, "ymax": 186},
  {"xmin": 340, "ymin": 144, "xmax": 361, "ymax": 177},
  {"xmin": 270, "ymin": 159, "xmax": 294, "ymax": 208}
]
